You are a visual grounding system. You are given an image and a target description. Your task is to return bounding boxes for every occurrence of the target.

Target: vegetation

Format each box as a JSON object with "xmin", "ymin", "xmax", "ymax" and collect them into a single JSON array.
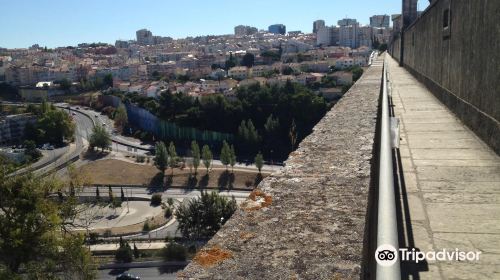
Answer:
[
  {"xmin": 119, "ymin": 81, "xmax": 328, "ymax": 161},
  {"xmin": 23, "ymin": 140, "xmax": 42, "ymax": 162},
  {"xmin": 175, "ymin": 191, "xmax": 237, "ymax": 239},
  {"xmin": 0, "ymin": 165, "xmax": 96, "ymax": 278},
  {"xmin": 114, "ymin": 104, "xmax": 128, "ymax": 133},
  {"xmin": 168, "ymin": 141, "xmax": 178, "ymax": 174},
  {"xmin": 219, "ymin": 141, "xmax": 231, "ymax": 170},
  {"xmin": 154, "ymin": 141, "xmax": 168, "ymax": 176},
  {"xmin": 352, "ymin": 66, "xmax": 364, "ymax": 82},
  {"xmin": 191, "ymin": 141, "xmax": 201, "ymax": 175},
  {"xmin": 89, "ymin": 124, "xmax": 111, "ymax": 151},
  {"xmin": 240, "ymin": 53, "xmax": 255, "ymax": 68},
  {"xmin": 254, "ymin": 152, "xmax": 264, "ymax": 173},
  {"xmin": 115, "ymin": 238, "xmax": 133, "ymax": 263},
  {"xmin": 25, "ymin": 100, "xmax": 75, "ymax": 145},
  {"xmin": 162, "ymin": 242, "xmax": 187, "ymax": 261},
  {"xmin": 202, "ymin": 145, "xmax": 213, "ymax": 173},
  {"xmin": 151, "ymin": 193, "xmax": 162, "ymax": 206}
]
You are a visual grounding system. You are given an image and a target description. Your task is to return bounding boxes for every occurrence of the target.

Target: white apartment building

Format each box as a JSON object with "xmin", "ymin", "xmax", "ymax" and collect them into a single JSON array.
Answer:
[{"xmin": 339, "ymin": 24, "xmax": 358, "ymax": 49}]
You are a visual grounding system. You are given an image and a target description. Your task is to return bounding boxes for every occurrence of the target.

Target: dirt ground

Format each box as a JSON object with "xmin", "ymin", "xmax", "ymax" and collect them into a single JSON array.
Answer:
[{"xmin": 78, "ymin": 159, "xmax": 268, "ymax": 190}]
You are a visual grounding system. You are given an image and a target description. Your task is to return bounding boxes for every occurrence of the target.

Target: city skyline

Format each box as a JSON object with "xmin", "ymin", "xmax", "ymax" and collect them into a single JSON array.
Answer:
[{"xmin": 0, "ymin": 0, "xmax": 429, "ymax": 49}]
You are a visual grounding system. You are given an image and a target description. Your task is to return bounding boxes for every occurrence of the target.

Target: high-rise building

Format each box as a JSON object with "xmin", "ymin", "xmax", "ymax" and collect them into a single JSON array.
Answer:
[
  {"xmin": 268, "ymin": 24, "xmax": 286, "ymax": 35},
  {"xmin": 402, "ymin": 0, "xmax": 418, "ymax": 28},
  {"xmin": 316, "ymin": 26, "xmax": 339, "ymax": 46},
  {"xmin": 313, "ymin": 20, "xmax": 326, "ymax": 34},
  {"xmin": 370, "ymin": 15, "xmax": 390, "ymax": 28},
  {"xmin": 392, "ymin": 14, "xmax": 402, "ymax": 33},
  {"xmin": 234, "ymin": 25, "xmax": 258, "ymax": 36},
  {"xmin": 339, "ymin": 23, "xmax": 358, "ymax": 48},
  {"xmin": 338, "ymin": 18, "xmax": 358, "ymax": 27},
  {"xmin": 136, "ymin": 29, "xmax": 154, "ymax": 45},
  {"xmin": 357, "ymin": 26, "xmax": 373, "ymax": 48}
]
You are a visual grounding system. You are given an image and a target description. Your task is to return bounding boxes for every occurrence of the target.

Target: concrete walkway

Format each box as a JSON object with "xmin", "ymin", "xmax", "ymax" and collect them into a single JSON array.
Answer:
[{"xmin": 387, "ymin": 56, "xmax": 500, "ymax": 279}]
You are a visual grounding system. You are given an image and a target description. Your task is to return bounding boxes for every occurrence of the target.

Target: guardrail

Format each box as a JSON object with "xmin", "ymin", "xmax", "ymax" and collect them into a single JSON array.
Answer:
[{"xmin": 376, "ymin": 58, "xmax": 401, "ymax": 279}]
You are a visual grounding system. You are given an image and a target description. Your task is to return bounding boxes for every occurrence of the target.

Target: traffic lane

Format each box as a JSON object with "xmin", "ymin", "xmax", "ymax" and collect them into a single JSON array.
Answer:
[{"xmin": 98, "ymin": 266, "xmax": 182, "ymax": 280}]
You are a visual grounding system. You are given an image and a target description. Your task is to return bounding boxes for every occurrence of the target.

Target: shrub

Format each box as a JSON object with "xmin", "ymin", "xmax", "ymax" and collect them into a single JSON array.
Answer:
[
  {"xmin": 115, "ymin": 242, "xmax": 133, "ymax": 263},
  {"xmin": 165, "ymin": 207, "xmax": 172, "ymax": 219},
  {"xmin": 162, "ymin": 242, "xmax": 187, "ymax": 261},
  {"xmin": 142, "ymin": 221, "xmax": 151, "ymax": 232},
  {"xmin": 151, "ymin": 193, "xmax": 162, "ymax": 206}
]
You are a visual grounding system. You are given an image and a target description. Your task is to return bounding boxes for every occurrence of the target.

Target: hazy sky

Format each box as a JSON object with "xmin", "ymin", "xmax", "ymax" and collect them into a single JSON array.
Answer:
[{"xmin": 0, "ymin": 0, "xmax": 428, "ymax": 48}]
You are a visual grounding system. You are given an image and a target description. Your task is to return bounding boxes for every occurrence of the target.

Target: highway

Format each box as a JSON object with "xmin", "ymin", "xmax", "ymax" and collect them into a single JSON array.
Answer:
[{"xmin": 98, "ymin": 267, "xmax": 182, "ymax": 280}]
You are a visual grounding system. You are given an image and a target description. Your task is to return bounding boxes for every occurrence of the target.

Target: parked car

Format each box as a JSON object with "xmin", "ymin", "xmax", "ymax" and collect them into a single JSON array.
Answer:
[{"xmin": 116, "ymin": 273, "xmax": 140, "ymax": 280}]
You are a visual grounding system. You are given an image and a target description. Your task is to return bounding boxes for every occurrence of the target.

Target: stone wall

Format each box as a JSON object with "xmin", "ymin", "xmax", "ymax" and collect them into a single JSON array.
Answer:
[
  {"xmin": 179, "ymin": 57, "xmax": 384, "ymax": 279},
  {"xmin": 390, "ymin": 0, "xmax": 500, "ymax": 154}
]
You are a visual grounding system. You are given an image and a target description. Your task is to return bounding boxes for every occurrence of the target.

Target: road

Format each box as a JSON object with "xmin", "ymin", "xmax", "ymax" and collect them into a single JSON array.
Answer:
[
  {"xmin": 98, "ymin": 266, "xmax": 182, "ymax": 280},
  {"xmin": 69, "ymin": 105, "xmax": 284, "ymax": 172},
  {"xmin": 79, "ymin": 186, "xmax": 252, "ymax": 239}
]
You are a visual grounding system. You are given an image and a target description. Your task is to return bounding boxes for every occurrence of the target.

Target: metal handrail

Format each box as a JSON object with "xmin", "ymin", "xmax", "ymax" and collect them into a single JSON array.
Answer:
[{"xmin": 376, "ymin": 57, "xmax": 401, "ymax": 279}]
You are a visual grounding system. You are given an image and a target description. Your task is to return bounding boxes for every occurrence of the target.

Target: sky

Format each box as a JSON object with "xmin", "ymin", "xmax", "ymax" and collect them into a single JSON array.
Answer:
[{"xmin": 0, "ymin": 0, "xmax": 427, "ymax": 49}]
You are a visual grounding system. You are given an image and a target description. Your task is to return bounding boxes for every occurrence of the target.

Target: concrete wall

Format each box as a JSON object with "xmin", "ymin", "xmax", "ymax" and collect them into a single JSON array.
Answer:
[
  {"xmin": 391, "ymin": 0, "xmax": 500, "ymax": 154},
  {"xmin": 179, "ymin": 56, "xmax": 385, "ymax": 279}
]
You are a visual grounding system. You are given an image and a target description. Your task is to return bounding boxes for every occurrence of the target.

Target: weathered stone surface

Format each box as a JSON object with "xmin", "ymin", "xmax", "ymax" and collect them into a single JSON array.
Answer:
[{"xmin": 179, "ymin": 58, "xmax": 384, "ymax": 279}]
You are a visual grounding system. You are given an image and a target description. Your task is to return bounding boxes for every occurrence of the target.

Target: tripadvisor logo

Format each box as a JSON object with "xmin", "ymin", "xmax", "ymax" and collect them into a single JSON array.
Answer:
[
  {"xmin": 375, "ymin": 245, "xmax": 482, "ymax": 266},
  {"xmin": 375, "ymin": 244, "xmax": 398, "ymax": 267}
]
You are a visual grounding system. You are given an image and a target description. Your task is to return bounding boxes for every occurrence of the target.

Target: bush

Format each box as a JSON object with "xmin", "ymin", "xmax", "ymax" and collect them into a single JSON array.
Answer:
[
  {"xmin": 136, "ymin": 155, "xmax": 145, "ymax": 163},
  {"xmin": 165, "ymin": 207, "xmax": 172, "ymax": 219},
  {"xmin": 115, "ymin": 242, "xmax": 133, "ymax": 263},
  {"xmin": 151, "ymin": 193, "xmax": 162, "ymax": 206},
  {"xmin": 142, "ymin": 220, "xmax": 151, "ymax": 232},
  {"xmin": 162, "ymin": 242, "xmax": 187, "ymax": 261},
  {"xmin": 88, "ymin": 232, "xmax": 99, "ymax": 245}
]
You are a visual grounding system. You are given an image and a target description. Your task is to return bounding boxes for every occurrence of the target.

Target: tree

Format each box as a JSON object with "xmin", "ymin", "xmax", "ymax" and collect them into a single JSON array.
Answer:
[
  {"xmin": 168, "ymin": 142, "xmax": 178, "ymax": 174},
  {"xmin": 229, "ymin": 145, "xmax": 237, "ymax": 173},
  {"xmin": 289, "ymin": 119, "xmax": 298, "ymax": 150},
  {"xmin": 0, "ymin": 169, "xmax": 96, "ymax": 277},
  {"xmin": 162, "ymin": 242, "xmax": 187, "ymax": 261},
  {"xmin": 282, "ymin": 66, "xmax": 294, "ymax": 75},
  {"xmin": 120, "ymin": 187, "xmax": 125, "ymax": 201},
  {"xmin": 220, "ymin": 141, "xmax": 231, "ymax": 170},
  {"xmin": 225, "ymin": 52, "xmax": 236, "ymax": 70},
  {"xmin": 89, "ymin": 125, "xmax": 111, "ymax": 152},
  {"xmin": 115, "ymin": 241, "xmax": 133, "ymax": 263},
  {"xmin": 241, "ymin": 53, "xmax": 255, "ymax": 68},
  {"xmin": 96, "ymin": 186, "xmax": 100, "ymax": 201},
  {"xmin": 254, "ymin": 152, "xmax": 264, "ymax": 173},
  {"xmin": 191, "ymin": 141, "xmax": 200, "ymax": 175},
  {"xmin": 114, "ymin": 104, "xmax": 128, "ymax": 133},
  {"xmin": 103, "ymin": 73, "xmax": 113, "ymax": 89},
  {"xmin": 108, "ymin": 186, "xmax": 114, "ymax": 203},
  {"xmin": 175, "ymin": 191, "xmax": 237, "ymax": 239},
  {"xmin": 133, "ymin": 243, "xmax": 140, "ymax": 259},
  {"xmin": 154, "ymin": 141, "xmax": 168, "ymax": 176},
  {"xmin": 30, "ymin": 107, "xmax": 75, "ymax": 145},
  {"xmin": 23, "ymin": 140, "xmax": 41, "ymax": 162},
  {"xmin": 202, "ymin": 145, "xmax": 213, "ymax": 173},
  {"xmin": 59, "ymin": 78, "xmax": 72, "ymax": 91},
  {"xmin": 352, "ymin": 66, "xmax": 364, "ymax": 82},
  {"xmin": 151, "ymin": 193, "xmax": 162, "ymax": 206}
]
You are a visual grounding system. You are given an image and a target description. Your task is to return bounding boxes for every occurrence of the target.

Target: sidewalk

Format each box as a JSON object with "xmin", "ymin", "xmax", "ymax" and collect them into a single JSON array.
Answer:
[
  {"xmin": 90, "ymin": 241, "xmax": 167, "ymax": 252},
  {"xmin": 387, "ymin": 56, "xmax": 500, "ymax": 279}
]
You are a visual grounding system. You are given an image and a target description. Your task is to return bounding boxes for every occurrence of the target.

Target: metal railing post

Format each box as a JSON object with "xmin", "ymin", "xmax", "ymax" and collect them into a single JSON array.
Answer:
[{"xmin": 376, "ymin": 57, "xmax": 401, "ymax": 279}]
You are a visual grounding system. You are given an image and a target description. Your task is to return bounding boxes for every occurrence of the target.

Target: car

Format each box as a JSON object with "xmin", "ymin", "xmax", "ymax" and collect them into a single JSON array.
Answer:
[
  {"xmin": 75, "ymin": 107, "xmax": 80, "ymax": 109},
  {"xmin": 116, "ymin": 273, "xmax": 140, "ymax": 280}
]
